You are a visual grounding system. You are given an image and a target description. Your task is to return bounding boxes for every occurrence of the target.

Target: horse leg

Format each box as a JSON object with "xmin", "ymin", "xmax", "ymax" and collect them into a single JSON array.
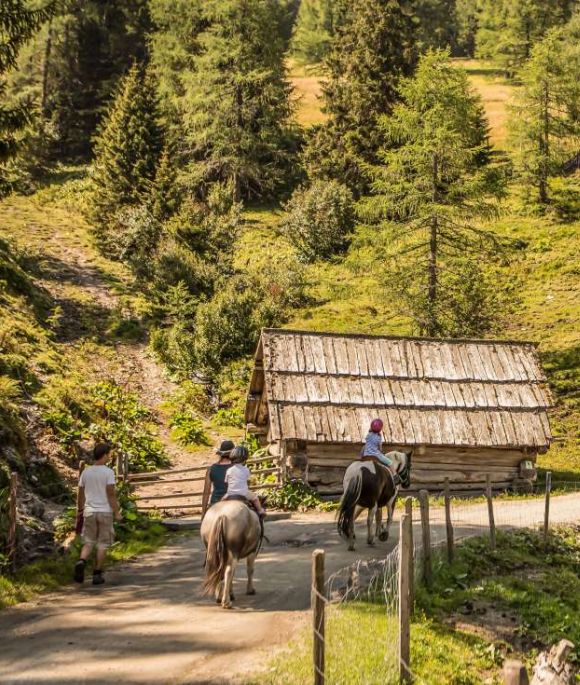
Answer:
[
  {"xmin": 377, "ymin": 506, "xmax": 388, "ymax": 542},
  {"xmin": 367, "ymin": 504, "xmax": 377, "ymax": 546},
  {"xmin": 246, "ymin": 553, "xmax": 257, "ymax": 595},
  {"xmin": 221, "ymin": 555, "xmax": 237, "ymax": 609},
  {"xmin": 215, "ymin": 580, "xmax": 222, "ymax": 604},
  {"xmin": 382, "ymin": 500, "xmax": 395, "ymax": 542}
]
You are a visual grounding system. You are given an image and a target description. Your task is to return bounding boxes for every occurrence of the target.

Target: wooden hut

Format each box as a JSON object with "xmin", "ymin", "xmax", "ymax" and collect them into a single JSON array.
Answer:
[{"xmin": 245, "ymin": 329, "xmax": 553, "ymax": 494}]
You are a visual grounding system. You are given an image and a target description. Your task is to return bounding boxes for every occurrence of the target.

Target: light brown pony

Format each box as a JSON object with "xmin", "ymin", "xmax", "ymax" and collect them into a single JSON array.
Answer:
[{"xmin": 201, "ymin": 499, "xmax": 262, "ymax": 609}]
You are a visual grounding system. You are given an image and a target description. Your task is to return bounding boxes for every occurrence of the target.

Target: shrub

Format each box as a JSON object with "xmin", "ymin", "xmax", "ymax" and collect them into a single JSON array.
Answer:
[
  {"xmin": 281, "ymin": 180, "xmax": 355, "ymax": 262},
  {"xmin": 265, "ymin": 480, "xmax": 336, "ymax": 511},
  {"xmin": 169, "ymin": 409, "xmax": 209, "ymax": 446}
]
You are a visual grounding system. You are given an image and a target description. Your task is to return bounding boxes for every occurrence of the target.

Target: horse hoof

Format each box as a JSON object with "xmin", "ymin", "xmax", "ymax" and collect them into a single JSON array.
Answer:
[
  {"xmin": 367, "ymin": 540, "xmax": 376, "ymax": 547},
  {"xmin": 247, "ymin": 588, "xmax": 256, "ymax": 596},
  {"xmin": 348, "ymin": 545, "xmax": 355, "ymax": 552},
  {"xmin": 222, "ymin": 603, "xmax": 233, "ymax": 610},
  {"xmin": 379, "ymin": 532, "xmax": 389, "ymax": 542}
]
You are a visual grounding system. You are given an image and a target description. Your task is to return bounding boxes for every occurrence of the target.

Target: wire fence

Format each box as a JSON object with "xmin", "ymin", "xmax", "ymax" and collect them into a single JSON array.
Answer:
[{"xmin": 310, "ymin": 473, "xmax": 580, "ymax": 685}]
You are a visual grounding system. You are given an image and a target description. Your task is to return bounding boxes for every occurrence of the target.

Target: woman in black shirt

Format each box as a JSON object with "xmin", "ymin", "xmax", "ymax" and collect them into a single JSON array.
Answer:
[{"xmin": 201, "ymin": 440, "xmax": 234, "ymax": 517}]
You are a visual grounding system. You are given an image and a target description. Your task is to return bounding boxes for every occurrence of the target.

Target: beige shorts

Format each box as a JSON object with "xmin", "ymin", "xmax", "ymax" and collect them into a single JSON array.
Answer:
[{"xmin": 82, "ymin": 513, "xmax": 114, "ymax": 549}]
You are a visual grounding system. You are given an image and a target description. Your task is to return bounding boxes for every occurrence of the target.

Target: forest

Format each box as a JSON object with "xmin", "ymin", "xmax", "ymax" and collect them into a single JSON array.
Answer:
[{"xmin": 0, "ymin": 0, "xmax": 579, "ymax": 572}]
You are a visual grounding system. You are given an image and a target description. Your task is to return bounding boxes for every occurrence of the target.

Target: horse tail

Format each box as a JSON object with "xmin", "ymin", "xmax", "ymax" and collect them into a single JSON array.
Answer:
[
  {"xmin": 203, "ymin": 515, "xmax": 229, "ymax": 596},
  {"xmin": 337, "ymin": 469, "xmax": 362, "ymax": 540}
]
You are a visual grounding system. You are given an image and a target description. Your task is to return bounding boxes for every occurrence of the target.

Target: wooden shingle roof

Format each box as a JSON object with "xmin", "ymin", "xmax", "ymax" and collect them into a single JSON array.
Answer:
[{"xmin": 245, "ymin": 329, "xmax": 553, "ymax": 451}]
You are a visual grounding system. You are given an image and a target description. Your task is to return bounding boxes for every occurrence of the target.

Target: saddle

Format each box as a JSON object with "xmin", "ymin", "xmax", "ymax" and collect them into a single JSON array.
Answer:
[{"xmin": 360, "ymin": 457, "xmax": 401, "ymax": 487}]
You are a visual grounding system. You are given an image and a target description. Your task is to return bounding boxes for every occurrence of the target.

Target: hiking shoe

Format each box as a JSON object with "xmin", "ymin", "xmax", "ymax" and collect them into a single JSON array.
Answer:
[
  {"xmin": 92, "ymin": 571, "xmax": 105, "ymax": 586},
  {"xmin": 73, "ymin": 560, "xmax": 86, "ymax": 584}
]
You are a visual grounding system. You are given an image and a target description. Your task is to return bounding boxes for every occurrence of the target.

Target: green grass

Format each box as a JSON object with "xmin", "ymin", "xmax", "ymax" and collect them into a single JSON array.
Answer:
[
  {"xmin": 248, "ymin": 527, "xmax": 580, "ymax": 685},
  {"xmin": 0, "ymin": 522, "xmax": 172, "ymax": 610}
]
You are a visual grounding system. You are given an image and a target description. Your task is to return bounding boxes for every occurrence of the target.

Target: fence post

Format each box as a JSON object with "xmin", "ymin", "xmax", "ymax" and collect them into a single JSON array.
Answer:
[
  {"xmin": 405, "ymin": 497, "xmax": 414, "ymax": 610},
  {"xmin": 503, "ymin": 659, "xmax": 529, "ymax": 684},
  {"xmin": 399, "ymin": 512, "xmax": 412, "ymax": 684},
  {"xmin": 123, "ymin": 453, "xmax": 129, "ymax": 483},
  {"xmin": 312, "ymin": 549, "xmax": 325, "ymax": 685},
  {"xmin": 418, "ymin": 490, "xmax": 432, "ymax": 587},
  {"xmin": 543, "ymin": 471, "xmax": 552, "ymax": 544},
  {"xmin": 444, "ymin": 478, "xmax": 454, "ymax": 563},
  {"xmin": 7, "ymin": 472, "xmax": 18, "ymax": 572},
  {"xmin": 486, "ymin": 475, "xmax": 496, "ymax": 551}
]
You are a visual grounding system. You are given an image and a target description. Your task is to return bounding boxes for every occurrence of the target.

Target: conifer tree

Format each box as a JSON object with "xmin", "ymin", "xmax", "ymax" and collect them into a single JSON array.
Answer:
[
  {"xmin": 303, "ymin": 0, "xmax": 418, "ymax": 194},
  {"xmin": 509, "ymin": 25, "xmax": 580, "ymax": 204},
  {"xmin": 183, "ymin": 0, "xmax": 297, "ymax": 200},
  {"xmin": 476, "ymin": 0, "xmax": 578, "ymax": 74},
  {"xmin": 361, "ymin": 51, "xmax": 506, "ymax": 337},
  {"xmin": 290, "ymin": 0, "xmax": 338, "ymax": 65},
  {"xmin": 0, "ymin": 0, "xmax": 54, "ymax": 195},
  {"xmin": 89, "ymin": 64, "xmax": 163, "ymax": 252}
]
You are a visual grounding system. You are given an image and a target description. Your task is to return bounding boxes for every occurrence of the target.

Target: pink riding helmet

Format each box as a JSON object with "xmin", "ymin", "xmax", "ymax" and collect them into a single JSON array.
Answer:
[{"xmin": 370, "ymin": 418, "xmax": 383, "ymax": 433}]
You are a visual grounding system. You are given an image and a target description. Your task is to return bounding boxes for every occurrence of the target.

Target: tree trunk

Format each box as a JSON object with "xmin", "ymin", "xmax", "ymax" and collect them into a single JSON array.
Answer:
[
  {"xmin": 539, "ymin": 81, "xmax": 550, "ymax": 204},
  {"xmin": 41, "ymin": 19, "xmax": 53, "ymax": 115},
  {"xmin": 427, "ymin": 154, "xmax": 439, "ymax": 336}
]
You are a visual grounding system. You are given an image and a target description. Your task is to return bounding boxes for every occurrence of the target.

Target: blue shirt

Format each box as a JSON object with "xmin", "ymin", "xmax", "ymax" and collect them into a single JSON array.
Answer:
[{"xmin": 362, "ymin": 431, "xmax": 383, "ymax": 458}]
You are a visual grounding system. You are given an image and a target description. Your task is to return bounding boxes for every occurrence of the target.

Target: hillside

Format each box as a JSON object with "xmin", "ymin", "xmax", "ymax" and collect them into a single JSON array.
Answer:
[{"xmin": 0, "ymin": 57, "xmax": 578, "ymax": 565}]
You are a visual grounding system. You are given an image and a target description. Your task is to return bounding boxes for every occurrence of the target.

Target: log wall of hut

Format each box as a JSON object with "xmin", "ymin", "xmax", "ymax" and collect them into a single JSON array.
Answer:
[{"xmin": 270, "ymin": 441, "xmax": 536, "ymax": 495}]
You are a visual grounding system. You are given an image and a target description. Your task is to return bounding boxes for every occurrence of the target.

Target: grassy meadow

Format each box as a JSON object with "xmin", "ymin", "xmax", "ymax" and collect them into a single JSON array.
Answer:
[{"xmin": 247, "ymin": 527, "xmax": 580, "ymax": 685}]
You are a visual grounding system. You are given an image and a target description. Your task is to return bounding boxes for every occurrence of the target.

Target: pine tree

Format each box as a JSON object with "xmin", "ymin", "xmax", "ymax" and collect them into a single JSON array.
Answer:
[
  {"xmin": 89, "ymin": 64, "xmax": 163, "ymax": 252},
  {"xmin": 0, "ymin": 0, "xmax": 54, "ymax": 195},
  {"xmin": 361, "ymin": 51, "xmax": 506, "ymax": 337},
  {"xmin": 303, "ymin": 0, "xmax": 418, "ymax": 194},
  {"xmin": 476, "ymin": 0, "xmax": 578, "ymax": 74},
  {"xmin": 509, "ymin": 25, "xmax": 580, "ymax": 204},
  {"xmin": 290, "ymin": 0, "xmax": 339, "ymax": 65},
  {"xmin": 415, "ymin": 0, "xmax": 458, "ymax": 53},
  {"xmin": 181, "ymin": 0, "xmax": 297, "ymax": 200},
  {"xmin": 5, "ymin": 0, "xmax": 151, "ymax": 162}
]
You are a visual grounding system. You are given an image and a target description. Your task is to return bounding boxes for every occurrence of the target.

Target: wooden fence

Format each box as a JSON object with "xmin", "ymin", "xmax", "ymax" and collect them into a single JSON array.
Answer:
[
  {"xmin": 309, "ymin": 471, "xmax": 575, "ymax": 684},
  {"xmin": 129, "ymin": 455, "xmax": 282, "ymax": 517}
]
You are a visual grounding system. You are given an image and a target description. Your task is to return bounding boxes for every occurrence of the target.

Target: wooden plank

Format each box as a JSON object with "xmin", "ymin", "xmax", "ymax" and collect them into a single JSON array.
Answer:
[
  {"xmin": 130, "ymin": 464, "xmax": 210, "ymax": 479},
  {"xmin": 409, "ymin": 341, "xmax": 425, "ymax": 379},
  {"xmin": 489, "ymin": 344, "xmax": 507, "ymax": 380},
  {"xmin": 473, "ymin": 345, "xmax": 491, "ymax": 382},
  {"xmin": 449, "ymin": 343, "xmax": 469, "ymax": 380},
  {"xmin": 399, "ymin": 513, "xmax": 412, "ymax": 684},
  {"xmin": 321, "ymin": 337, "xmax": 337, "ymax": 375},
  {"xmin": 333, "ymin": 337, "xmax": 351, "ymax": 375},
  {"xmin": 138, "ymin": 492, "xmax": 204, "ymax": 501},
  {"xmin": 294, "ymin": 405, "xmax": 309, "ymax": 441},
  {"xmin": 398, "ymin": 408, "xmax": 416, "ymax": 444},
  {"xmin": 304, "ymin": 407, "xmax": 318, "ymax": 443},
  {"xmin": 441, "ymin": 344, "xmax": 459, "ymax": 380},
  {"xmin": 499, "ymin": 345, "xmax": 520, "ymax": 381},
  {"xmin": 519, "ymin": 346, "xmax": 542, "ymax": 382},
  {"xmin": 320, "ymin": 406, "xmax": 335, "ymax": 442},
  {"xmin": 362, "ymin": 339, "xmax": 381, "ymax": 377},
  {"xmin": 402, "ymin": 340, "xmax": 416, "ymax": 378},
  {"xmin": 511, "ymin": 346, "xmax": 530, "ymax": 382},
  {"xmin": 346, "ymin": 339, "xmax": 360, "ymax": 377},
  {"xmin": 354, "ymin": 339, "xmax": 370, "ymax": 377},
  {"xmin": 309, "ymin": 335, "xmax": 327, "ymax": 375},
  {"xmin": 376, "ymin": 339, "xmax": 393, "ymax": 377}
]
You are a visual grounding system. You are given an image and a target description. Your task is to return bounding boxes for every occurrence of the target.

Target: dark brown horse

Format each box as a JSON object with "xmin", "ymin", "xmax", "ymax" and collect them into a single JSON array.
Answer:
[{"xmin": 337, "ymin": 451, "xmax": 412, "ymax": 551}]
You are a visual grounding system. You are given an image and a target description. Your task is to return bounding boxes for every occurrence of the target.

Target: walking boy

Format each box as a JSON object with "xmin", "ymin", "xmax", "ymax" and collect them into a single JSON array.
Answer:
[{"xmin": 74, "ymin": 443, "xmax": 122, "ymax": 585}]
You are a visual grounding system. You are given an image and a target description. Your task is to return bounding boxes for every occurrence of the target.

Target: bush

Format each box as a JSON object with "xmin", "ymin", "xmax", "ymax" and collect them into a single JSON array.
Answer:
[
  {"xmin": 266, "ymin": 480, "xmax": 336, "ymax": 511},
  {"xmin": 281, "ymin": 180, "xmax": 355, "ymax": 262},
  {"xmin": 169, "ymin": 409, "xmax": 209, "ymax": 446}
]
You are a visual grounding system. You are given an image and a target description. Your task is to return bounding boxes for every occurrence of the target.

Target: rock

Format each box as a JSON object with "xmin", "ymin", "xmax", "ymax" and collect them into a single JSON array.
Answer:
[{"xmin": 531, "ymin": 640, "xmax": 576, "ymax": 685}]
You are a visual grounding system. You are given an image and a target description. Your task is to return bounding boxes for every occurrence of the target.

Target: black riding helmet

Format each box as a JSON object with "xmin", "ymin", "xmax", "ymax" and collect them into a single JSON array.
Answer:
[{"xmin": 230, "ymin": 445, "xmax": 249, "ymax": 464}]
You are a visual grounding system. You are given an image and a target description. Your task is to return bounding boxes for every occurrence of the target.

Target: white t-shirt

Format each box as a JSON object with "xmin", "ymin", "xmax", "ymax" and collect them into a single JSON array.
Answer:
[
  {"xmin": 79, "ymin": 465, "xmax": 116, "ymax": 515},
  {"xmin": 225, "ymin": 464, "xmax": 251, "ymax": 497}
]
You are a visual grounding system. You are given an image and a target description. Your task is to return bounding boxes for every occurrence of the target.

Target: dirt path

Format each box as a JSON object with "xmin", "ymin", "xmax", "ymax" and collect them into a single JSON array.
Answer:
[{"xmin": 1, "ymin": 495, "xmax": 580, "ymax": 685}]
